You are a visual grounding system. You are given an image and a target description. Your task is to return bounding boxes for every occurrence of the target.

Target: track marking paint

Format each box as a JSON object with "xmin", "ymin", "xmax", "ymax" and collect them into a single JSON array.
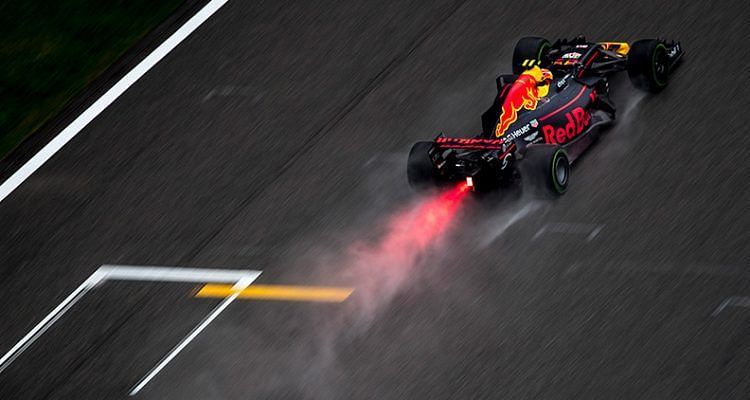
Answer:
[
  {"xmin": 98, "ymin": 264, "xmax": 256, "ymax": 283},
  {"xmin": 195, "ymin": 284, "xmax": 353, "ymax": 302},
  {"xmin": 129, "ymin": 276, "xmax": 256, "ymax": 396},
  {"xmin": 0, "ymin": 271, "xmax": 105, "ymax": 374},
  {"xmin": 712, "ymin": 296, "xmax": 750, "ymax": 316},
  {"xmin": 0, "ymin": 265, "xmax": 259, "ymax": 391},
  {"xmin": 0, "ymin": 0, "xmax": 231, "ymax": 204},
  {"xmin": 586, "ymin": 225, "xmax": 604, "ymax": 241},
  {"xmin": 532, "ymin": 222, "xmax": 604, "ymax": 242}
]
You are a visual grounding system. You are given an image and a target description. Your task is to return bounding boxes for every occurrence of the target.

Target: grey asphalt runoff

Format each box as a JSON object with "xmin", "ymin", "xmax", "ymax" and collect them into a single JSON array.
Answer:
[{"xmin": 1, "ymin": 0, "xmax": 748, "ymax": 399}]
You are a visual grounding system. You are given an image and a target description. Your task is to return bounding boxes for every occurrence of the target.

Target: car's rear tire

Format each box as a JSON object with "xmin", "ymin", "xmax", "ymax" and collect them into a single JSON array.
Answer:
[
  {"xmin": 407, "ymin": 141, "xmax": 439, "ymax": 190},
  {"xmin": 512, "ymin": 37, "xmax": 551, "ymax": 75},
  {"xmin": 627, "ymin": 39, "xmax": 669, "ymax": 92},
  {"xmin": 518, "ymin": 145, "xmax": 569, "ymax": 197}
]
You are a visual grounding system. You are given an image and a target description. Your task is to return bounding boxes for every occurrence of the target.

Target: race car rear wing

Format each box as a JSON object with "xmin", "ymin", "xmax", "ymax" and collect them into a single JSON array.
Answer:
[{"xmin": 434, "ymin": 136, "xmax": 506, "ymax": 150}]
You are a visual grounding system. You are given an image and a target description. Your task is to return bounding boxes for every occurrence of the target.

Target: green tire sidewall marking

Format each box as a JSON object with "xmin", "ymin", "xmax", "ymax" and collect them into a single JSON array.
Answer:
[
  {"xmin": 537, "ymin": 42, "xmax": 550, "ymax": 63},
  {"xmin": 550, "ymin": 149, "xmax": 567, "ymax": 193},
  {"xmin": 653, "ymin": 43, "xmax": 668, "ymax": 87}
]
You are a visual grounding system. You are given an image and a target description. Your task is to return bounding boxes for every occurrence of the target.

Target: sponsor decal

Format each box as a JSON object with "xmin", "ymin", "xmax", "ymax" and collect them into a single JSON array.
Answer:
[
  {"xmin": 436, "ymin": 137, "xmax": 503, "ymax": 145},
  {"xmin": 435, "ymin": 137, "xmax": 505, "ymax": 150},
  {"xmin": 562, "ymin": 52, "xmax": 582, "ymax": 59},
  {"xmin": 554, "ymin": 59, "xmax": 578, "ymax": 66},
  {"xmin": 575, "ymin": 44, "xmax": 589, "ymax": 49},
  {"xmin": 508, "ymin": 124, "xmax": 530, "ymax": 138},
  {"xmin": 495, "ymin": 70, "xmax": 543, "ymax": 137},
  {"xmin": 524, "ymin": 131, "xmax": 538, "ymax": 142},
  {"xmin": 541, "ymin": 107, "xmax": 591, "ymax": 144},
  {"xmin": 667, "ymin": 43, "xmax": 680, "ymax": 57},
  {"xmin": 503, "ymin": 120, "xmax": 541, "ymax": 143},
  {"xmin": 500, "ymin": 153, "xmax": 511, "ymax": 169},
  {"xmin": 556, "ymin": 74, "xmax": 570, "ymax": 88}
]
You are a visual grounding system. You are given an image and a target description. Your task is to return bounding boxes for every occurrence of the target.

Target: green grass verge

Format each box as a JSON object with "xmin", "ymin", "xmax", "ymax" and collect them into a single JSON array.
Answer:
[{"xmin": 0, "ymin": 0, "xmax": 184, "ymax": 159}]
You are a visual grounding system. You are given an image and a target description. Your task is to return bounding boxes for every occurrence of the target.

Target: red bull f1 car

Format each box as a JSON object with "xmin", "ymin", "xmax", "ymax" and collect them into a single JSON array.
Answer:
[{"xmin": 407, "ymin": 36, "xmax": 683, "ymax": 195}]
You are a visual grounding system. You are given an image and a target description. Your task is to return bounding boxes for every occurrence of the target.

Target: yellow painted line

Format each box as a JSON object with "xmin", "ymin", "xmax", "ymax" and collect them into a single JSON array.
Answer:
[{"xmin": 195, "ymin": 284, "xmax": 353, "ymax": 303}]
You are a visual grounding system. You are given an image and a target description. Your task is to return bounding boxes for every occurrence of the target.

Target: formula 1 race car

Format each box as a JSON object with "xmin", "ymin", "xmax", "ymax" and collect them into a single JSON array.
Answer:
[{"xmin": 407, "ymin": 36, "xmax": 683, "ymax": 195}]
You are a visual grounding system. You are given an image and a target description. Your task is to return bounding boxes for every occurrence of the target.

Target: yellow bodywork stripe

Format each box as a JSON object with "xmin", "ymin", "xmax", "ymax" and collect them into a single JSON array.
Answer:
[
  {"xmin": 599, "ymin": 41, "xmax": 630, "ymax": 55},
  {"xmin": 195, "ymin": 284, "xmax": 353, "ymax": 302}
]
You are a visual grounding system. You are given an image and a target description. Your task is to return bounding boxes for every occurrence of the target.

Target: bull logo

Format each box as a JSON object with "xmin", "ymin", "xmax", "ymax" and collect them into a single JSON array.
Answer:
[{"xmin": 495, "ymin": 66, "xmax": 549, "ymax": 138}]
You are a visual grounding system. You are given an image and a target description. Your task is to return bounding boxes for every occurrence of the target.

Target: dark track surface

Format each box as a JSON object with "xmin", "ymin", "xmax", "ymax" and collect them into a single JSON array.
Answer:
[{"xmin": 1, "ymin": 0, "xmax": 748, "ymax": 398}]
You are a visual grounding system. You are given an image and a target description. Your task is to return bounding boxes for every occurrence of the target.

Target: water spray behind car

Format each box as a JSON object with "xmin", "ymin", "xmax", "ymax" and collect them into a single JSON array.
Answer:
[
  {"xmin": 289, "ymin": 182, "xmax": 471, "ymax": 393},
  {"xmin": 339, "ymin": 181, "xmax": 471, "ymax": 326}
]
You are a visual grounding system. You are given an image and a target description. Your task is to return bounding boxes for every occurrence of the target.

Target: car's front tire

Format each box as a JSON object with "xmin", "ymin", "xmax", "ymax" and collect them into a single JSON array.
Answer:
[{"xmin": 627, "ymin": 39, "xmax": 670, "ymax": 92}]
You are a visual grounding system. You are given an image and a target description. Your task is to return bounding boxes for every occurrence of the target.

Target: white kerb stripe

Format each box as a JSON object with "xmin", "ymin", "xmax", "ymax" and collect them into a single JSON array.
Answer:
[{"xmin": 0, "ymin": 0, "xmax": 231, "ymax": 204}]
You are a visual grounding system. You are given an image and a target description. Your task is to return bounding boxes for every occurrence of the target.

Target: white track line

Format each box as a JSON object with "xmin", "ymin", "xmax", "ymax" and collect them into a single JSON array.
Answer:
[
  {"xmin": 98, "ymin": 264, "xmax": 257, "ymax": 283},
  {"xmin": 586, "ymin": 225, "xmax": 604, "ymax": 242},
  {"xmin": 0, "ymin": 0, "xmax": 231, "ymax": 204},
  {"xmin": 0, "ymin": 271, "xmax": 105, "ymax": 374},
  {"xmin": 712, "ymin": 296, "xmax": 750, "ymax": 316},
  {"xmin": 128, "ymin": 276, "xmax": 256, "ymax": 396},
  {"xmin": 0, "ymin": 265, "xmax": 260, "ymax": 378}
]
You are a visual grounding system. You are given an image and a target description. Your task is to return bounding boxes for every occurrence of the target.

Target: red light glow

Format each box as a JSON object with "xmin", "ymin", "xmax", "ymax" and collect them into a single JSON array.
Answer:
[
  {"xmin": 371, "ymin": 182, "xmax": 469, "ymax": 262},
  {"xmin": 327, "ymin": 182, "xmax": 470, "ymax": 325}
]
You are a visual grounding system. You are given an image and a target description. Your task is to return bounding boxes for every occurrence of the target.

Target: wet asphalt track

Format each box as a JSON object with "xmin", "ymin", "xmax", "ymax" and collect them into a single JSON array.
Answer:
[{"xmin": 0, "ymin": 0, "xmax": 749, "ymax": 398}]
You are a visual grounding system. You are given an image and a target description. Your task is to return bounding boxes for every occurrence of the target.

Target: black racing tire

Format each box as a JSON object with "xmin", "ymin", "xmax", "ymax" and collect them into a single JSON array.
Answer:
[
  {"xmin": 512, "ymin": 37, "xmax": 551, "ymax": 75},
  {"xmin": 518, "ymin": 145, "xmax": 570, "ymax": 197},
  {"xmin": 627, "ymin": 39, "xmax": 669, "ymax": 92},
  {"xmin": 407, "ymin": 141, "xmax": 439, "ymax": 190}
]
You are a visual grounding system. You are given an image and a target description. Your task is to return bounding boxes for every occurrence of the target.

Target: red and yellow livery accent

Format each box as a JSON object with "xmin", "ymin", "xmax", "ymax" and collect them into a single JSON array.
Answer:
[{"xmin": 495, "ymin": 66, "xmax": 551, "ymax": 137}]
